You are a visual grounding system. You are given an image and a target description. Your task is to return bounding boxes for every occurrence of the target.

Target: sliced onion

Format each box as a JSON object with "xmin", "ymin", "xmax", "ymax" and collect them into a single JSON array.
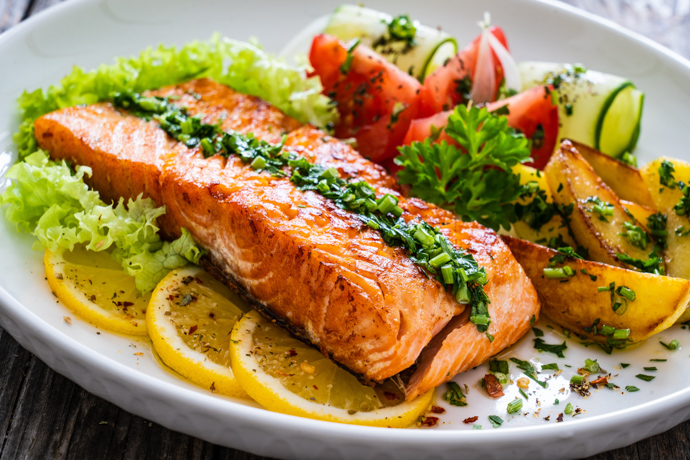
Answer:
[
  {"xmin": 487, "ymin": 32, "xmax": 522, "ymax": 93},
  {"xmin": 469, "ymin": 26, "xmax": 496, "ymax": 104}
]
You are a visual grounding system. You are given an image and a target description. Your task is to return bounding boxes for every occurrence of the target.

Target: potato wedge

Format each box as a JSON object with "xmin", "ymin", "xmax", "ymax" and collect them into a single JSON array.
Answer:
[
  {"xmin": 566, "ymin": 140, "xmax": 655, "ymax": 207},
  {"xmin": 502, "ymin": 235, "xmax": 690, "ymax": 343},
  {"xmin": 621, "ymin": 200, "xmax": 655, "ymax": 231},
  {"xmin": 545, "ymin": 141, "xmax": 658, "ymax": 270},
  {"xmin": 512, "ymin": 164, "xmax": 576, "ymax": 247},
  {"xmin": 641, "ymin": 158, "xmax": 690, "ymax": 283}
]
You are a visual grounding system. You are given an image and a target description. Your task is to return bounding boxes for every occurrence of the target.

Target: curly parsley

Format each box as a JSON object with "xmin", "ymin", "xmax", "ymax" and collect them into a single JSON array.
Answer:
[{"xmin": 395, "ymin": 105, "xmax": 531, "ymax": 231}]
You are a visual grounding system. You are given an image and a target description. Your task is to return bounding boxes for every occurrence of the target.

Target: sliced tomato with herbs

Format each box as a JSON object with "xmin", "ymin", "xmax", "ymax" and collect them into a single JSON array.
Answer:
[
  {"xmin": 403, "ymin": 85, "xmax": 559, "ymax": 169},
  {"xmin": 418, "ymin": 26, "xmax": 508, "ymax": 117},
  {"xmin": 309, "ymin": 34, "xmax": 422, "ymax": 163}
]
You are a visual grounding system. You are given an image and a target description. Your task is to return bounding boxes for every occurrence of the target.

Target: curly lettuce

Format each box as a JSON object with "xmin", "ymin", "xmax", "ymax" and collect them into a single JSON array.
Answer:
[
  {"xmin": 1, "ymin": 151, "xmax": 202, "ymax": 292},
  {"xmin": 14, "ymin": 35, "xmax": 336, "ymax": 159},
  {"xmin": 4, "ymin": 35, "xmax": 333, "ymax": 292}
]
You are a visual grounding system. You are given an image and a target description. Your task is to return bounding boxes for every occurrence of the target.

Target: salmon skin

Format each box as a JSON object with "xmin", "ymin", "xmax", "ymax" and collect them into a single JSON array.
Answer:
[{"xmin": 34, "ymin": 78, "xmax": 540, "ymax": 400}]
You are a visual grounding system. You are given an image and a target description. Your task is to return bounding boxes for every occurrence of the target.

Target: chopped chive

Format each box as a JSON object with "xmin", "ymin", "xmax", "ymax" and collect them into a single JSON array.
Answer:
[
  {"xmin": 597, "ymin": 285, "xmax": 611, "ymax": 292},
  {"xmin": 519, "ymin": 388, "xmax": 529, "ymax": 400},
  {"xmin": 643, "ymin": 367, "xmax": 657, "ymax": 371},
  {"xmin": 635, "ymin": 374, "xmax": 655, "ymax": 382},
  {"xmin": 626, "ymin": 385, "xmax": 640, "ymax": 392},
  {"xmin": 541, "ymin": 363, "xmax": 559, "ymax": 371},
  {"xmin": 616, "ymin": 286, "xmax": 636, "ymax": 301},
  {"xmin": 613, "ymin": 329, "xmax": 631, "ymax": 340},
  {"xmin": 660, "ymin": 339, "xmax": 680, "ymax": 350},
  {"xmin": 564, "ymin": 402, "xmax": 573, "ymax": 415},
  {"xmin": 600, "ymin": 325, "xmax": 615, "ymax": 336},
  {"xmin": 543, "ymin": 267, "xmax": 569, "ymax": 278},
  {"xmin": 507, "ymin": 399, "xmax": 523, "ymax": 414},
  {"xmin": 570, "ymin": 374, "xmax": 584, "ymax": 385},
  {"xmin": 441, "ymin": 264, "xmax": 454, "ymax": 284},
  {"xmin": 650, "ymin": 359, "xmax": 667, "ymax": 362}
]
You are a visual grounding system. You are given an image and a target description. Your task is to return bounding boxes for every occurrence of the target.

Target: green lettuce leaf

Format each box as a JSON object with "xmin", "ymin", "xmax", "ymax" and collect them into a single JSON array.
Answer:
[
  {"xmin": 14, "ymin": 35, "xmax": 337, "ymax": 159},
  {"xmin": 1, "ymin": 151, "xmax": 202, "ymax": 291}
]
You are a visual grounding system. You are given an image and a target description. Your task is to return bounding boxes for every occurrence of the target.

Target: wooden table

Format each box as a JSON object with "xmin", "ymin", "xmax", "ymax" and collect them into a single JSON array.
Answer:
[{"xmin": 1, "ymin": 0, "xmax": 689, "ymax": 458}]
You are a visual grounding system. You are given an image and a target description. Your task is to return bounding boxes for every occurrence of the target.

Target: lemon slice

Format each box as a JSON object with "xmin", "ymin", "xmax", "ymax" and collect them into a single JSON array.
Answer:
[
  {"xmin": 230, "ymin": 310, "xmax": 435, "ymax": 427},
  {"xmin": 45, "ymin": 245, "xmax": 150, "ymax": 335},
  {"xmin": 147, "ymin": 266, "xmax": 250, "ymax": 398}
]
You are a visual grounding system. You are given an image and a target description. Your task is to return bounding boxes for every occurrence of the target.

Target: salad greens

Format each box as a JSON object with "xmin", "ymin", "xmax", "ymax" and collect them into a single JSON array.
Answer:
[
  {"xmin": 2, "ymin": 35, "xmax": 336, "ymax": 293},
  {"xmin": 395, "ymin": 104, "xmax": 531, "ymax": 231}
]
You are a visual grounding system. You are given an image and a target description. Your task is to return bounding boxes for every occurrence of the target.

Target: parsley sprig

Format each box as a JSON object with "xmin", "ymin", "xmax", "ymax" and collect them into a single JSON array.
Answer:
[{"xmin": 395, "ymin": 105, "xmax": 531, "ymax": 231}]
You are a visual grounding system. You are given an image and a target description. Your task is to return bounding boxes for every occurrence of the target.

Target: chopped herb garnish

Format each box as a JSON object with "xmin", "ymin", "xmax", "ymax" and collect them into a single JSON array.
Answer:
[
  {"xmin": 643, "ymin": 367, "xmax": 657, "ymax": 371},
  {"xmin": 659, "ymin": 160, "xmax": 677, "ymax": 189},
  {"xmin": 626, "ymin": 385, "xmax": 640, "ymax": 392},
  {"xmin": 636, "ymin": 374, "xmax": 655, "ymax": 382},
  {"xmin": 564, "ymin": 402, "xmax": 573, "ymax": 415},
  {"xmin": 621, "ymin": 363, "xmax": 630, "ymax": 368},
  {"xmin": 530, "ymin": 315, "xmax": 536, "ymax": 327},
  {"xmin": 519, "ymin": 388, "xmax": 529, "ymax": 400},
  {"xmin": 583, "ymin": 358, "xmax": 599, "ymax": 373},
  {"xmin": 386, "ymin": 14, "xmax": 417, "ymax": 42},
  {"xmin": 541, "ymin": 363, "xmax": 559, "ymax": 371},
  {"xmin": 554, "ymin": 399, "xmax": 559, "ymax": 405},
  {"xmin": 489, "ymin": 359, "xmax": 510, "ymax": 375},
  {"xmin": 510, "ymin": 357, "xmax": 547, "ymax": 388},
  {"xmin": 660, "ymin": 339, "xmax": 680, "ymax": 350},
  {"xmin": 619, "ymin": 221, "xmax": 649, "ymax": 249},
  {"xmin": 473, "ymin": 424, "xmax": 482, "ymax": 430},
  {"xmin": 116, "ymin": 91, "xmax": 492, "ymax": 331},
  {"xmin": 619, "ymin": 151, "xmax": 638, "ymax": 167},
  {"xmin": 650, "ymin": 359, "xmax": 667, "ymax": 362},
  {"xmin": 488, "ymin": 415, "xmax": 504, "ymax": 428},
  {"xmin": 583, "ymin": 196, "xmax": 614, "ymax": 222},
  {"xmin": 533, "ymin": 338, "xmax": 568, "ymax": 358},
  {"xmin": 339, "ymin": 39, "xmax": 361, "ymax": 75},
  {"xmin": 616, "ymin": 252, "xmax": 665, "ymax": 275},
  {"xmin": 443, "ymin": 382, "xmax": 468, "ymax": 406},
  {"xmin": 532, "ymin": 327, "xmax": 544, "ymax": 337},
  {"xmin": 647, "ymin": 212, "xmax": 668, "ymax": 249},
  {"xmin": 507, "ymin": 398, "xmax": 523, "ymax": 414}
]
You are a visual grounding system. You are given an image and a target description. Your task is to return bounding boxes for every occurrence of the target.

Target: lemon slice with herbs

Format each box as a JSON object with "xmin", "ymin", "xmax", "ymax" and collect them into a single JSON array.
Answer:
[
  {"xmin": 147, "ymin": 266, "xmax": 250, "ymax": 398},
  {"xmin": 230, "ymin": 310, "xmax": 434, "ymax": 427},
  {"xmin": 45, "ymin": 245, "xmax": 150, "ymax": 335}
]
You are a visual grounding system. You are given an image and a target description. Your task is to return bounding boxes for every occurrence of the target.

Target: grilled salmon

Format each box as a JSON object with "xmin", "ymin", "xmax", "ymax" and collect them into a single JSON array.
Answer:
[{"xmin": 34, "ymin": 78, "xmax": 539, "ymax": 399}]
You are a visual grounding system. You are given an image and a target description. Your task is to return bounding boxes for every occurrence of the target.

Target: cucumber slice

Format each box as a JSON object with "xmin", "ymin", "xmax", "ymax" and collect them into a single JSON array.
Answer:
[
  {"xmin": 519, "ymin": 62, "xmax": 644, "ymax": 158},
  {"xmin": 324, "ymin": 4, "xmax": 457, "ymax": 81}
]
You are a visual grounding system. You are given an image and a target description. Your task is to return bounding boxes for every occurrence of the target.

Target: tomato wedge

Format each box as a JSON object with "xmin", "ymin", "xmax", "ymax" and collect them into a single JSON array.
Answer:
[
  {"xmin": 418, "ymin": 26, "xmax": 508, "ymax": 117},
  {"xmin": 403, "ymin": 86, "xmax": 559, "ymax": 169},
  {"xmin": 309, "ymin": 34, "xmax": 422, "ymax": 163}
]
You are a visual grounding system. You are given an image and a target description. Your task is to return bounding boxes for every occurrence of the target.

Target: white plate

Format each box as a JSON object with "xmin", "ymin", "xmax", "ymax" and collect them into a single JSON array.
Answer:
[{"xmin": 1, "ymin": 0, "xmax": 690, "ymax": 458}]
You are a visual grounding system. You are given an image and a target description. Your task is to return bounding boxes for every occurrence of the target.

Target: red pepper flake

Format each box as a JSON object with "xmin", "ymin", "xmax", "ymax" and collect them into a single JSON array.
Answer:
[
  {"xmin": 313, "ymin": 385, "xmax": 318, "ymax": 390},
  {"xmin": 556, "ymin": 413, "xmax": 564, "ymax": 423},
  {"xmin": 483, "ymin": 373, "xmax": 505, "ymax": 398},
  {"xmin": 430, "ymin": 406, "xmax": 445, "ymax": 414},
  {"xmin": 384, "ymin": 391, "xmax": 400, "ymax": 401},
  {"xmin": 288, "ymin": 349, "xmax": 298, "ymax": 357},
  {"xmin": 590, "ymin": 376, "xmax": 608, "ymax": 386},
  {"xmin": 419, "ymin": 416, "xmax": 439, "ymax": 428},
  {"xmin": 188, "ymin": 325, "xmax": 198, "ymax": 335},
  {"xmin": 463, "ymin": 416, "xmax": 479, "ymax": 424},
  {"xmin": 543, "ymin": 415, "xmax": 551, "ymax": 421}
]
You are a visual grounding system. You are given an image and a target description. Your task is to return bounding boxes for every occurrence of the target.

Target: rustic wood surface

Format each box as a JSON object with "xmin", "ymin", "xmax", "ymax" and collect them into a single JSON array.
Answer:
[{"xmin": 1, "ymin": 0, "xmax": 689, "ymax": 459}]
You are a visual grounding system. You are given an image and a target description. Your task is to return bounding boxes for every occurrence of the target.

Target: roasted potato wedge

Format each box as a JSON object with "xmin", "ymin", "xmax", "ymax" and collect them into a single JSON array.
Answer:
[
  {"xmin": 503, "ymin": 236, "xmax": 690, "ymax": 343},
  {"xmin": 566, "ymin": 140, "xmax": 655, "ymax": 207},
  {"xmin": 641, "ymin": 157, "xmax": 690, "ymax": 322},
  {"xmin": 621, "ymin": 200, "xmax": 655, "ymax": 231},
  {"xmin": 512, "ymin": 164, "xmax": 575, "ymax": 247},
  {"xmin": 545, "ymin": 141, "xmax": 658, "ymax": 270}
]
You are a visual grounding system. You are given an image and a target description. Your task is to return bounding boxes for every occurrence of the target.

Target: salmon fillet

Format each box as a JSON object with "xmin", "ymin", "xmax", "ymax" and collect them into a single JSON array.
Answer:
[{"xmin": 34, "ymin": 78, "xmax": 540, "ymax": 399}]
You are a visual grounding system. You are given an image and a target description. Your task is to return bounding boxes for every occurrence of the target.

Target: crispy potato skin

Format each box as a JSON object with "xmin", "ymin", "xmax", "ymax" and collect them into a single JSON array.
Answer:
[
  {"xmin": 503, "ymin": 235, "xmax": 690, "ymax": 343},
  {"xmin": 545, "ymin": 141, "xmax": 656, "ymax": 270},
  {"xmin": 567, "ymin": 140, "xmax": 655, "ymax": 207}
]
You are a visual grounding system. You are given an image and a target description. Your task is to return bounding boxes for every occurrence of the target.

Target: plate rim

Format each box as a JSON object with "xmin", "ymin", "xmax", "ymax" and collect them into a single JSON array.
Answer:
[{"xmin": 1, "ymin": 0, "xmax": 689, "ymax": 456}]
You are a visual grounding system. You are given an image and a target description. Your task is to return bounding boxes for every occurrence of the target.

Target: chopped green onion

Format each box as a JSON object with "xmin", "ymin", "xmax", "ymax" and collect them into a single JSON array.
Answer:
[
  {"xmin": 616, "ymin": 286, "xmax": 636, "ymax": 301},
  {"xmin": 570, "ymin": 374, "xmax": 584, "ymax": 385},
  {"xmin": 250, "ymin": 156, "xmax": 267, "ymax": 170},
  {"xmin": 583, "ymin": 359, "xmax": 599, "ymax": 373},
  {"xmin": 441, "ymin": 265, "xmax": 454, "ymax": 284},
  {"xmin": 564, "ymin": 402, "xmax": 573, "ymax": 415},
  {"xmin": 643, "ymin": 367, "xmax": 657, "ymax": 371},
  {"xmin": 635, "ymin": 374, "xmax": 655, "ymax": 382},
  {"xmin": 626, "ymin": 386, "xmax": 640, "ymax": 392},
  {"xmin": 543, "ymin": 267, "xmax": 568, "ymax": 279},
  {"xmin": 621, "ymin": 363, "xmax": 630, "ymax": 368},
  {"xmin": 600, "ymin": 325, "xmax": 615, "ymax": 336},
  {"xmin": 488, "ymin": 415, "xmax": 504, "ymax": 428},
  {"xmin": 430, "ymin": 252, "xmax": 452, "ymax": 268},
  {"xmin": 507, "ymin": 399, "xmax": 523, "ymax": 414},
  {"xmin": 612, "ymin": 328, "xmax": 631, "ymax": 340}
]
